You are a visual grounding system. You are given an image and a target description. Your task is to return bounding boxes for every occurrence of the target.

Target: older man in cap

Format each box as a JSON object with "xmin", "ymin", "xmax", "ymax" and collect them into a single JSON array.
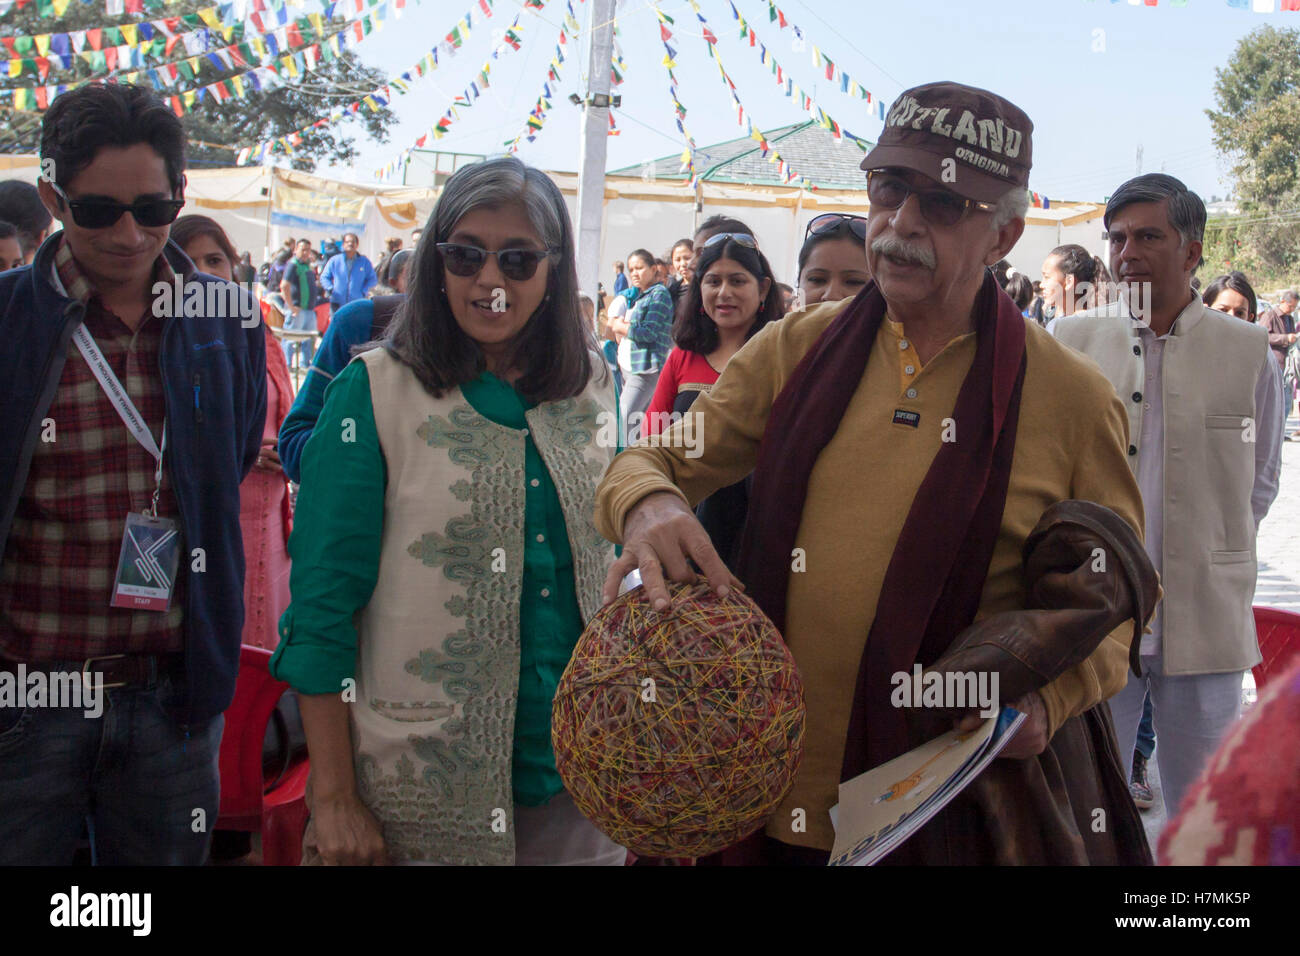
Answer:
[{"xmin": 594, "ymin": 81, "xmax": 1159, "ymax": 865}]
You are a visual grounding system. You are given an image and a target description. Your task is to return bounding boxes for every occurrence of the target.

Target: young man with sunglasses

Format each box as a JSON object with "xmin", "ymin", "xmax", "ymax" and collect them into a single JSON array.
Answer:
[
  {"xmin": 596, "ymin": 82, "xmax": 1159, "ymax": 866},
  {"xmin": 0, "ymin": 83, "xmax": 266, "ymax": 865}
]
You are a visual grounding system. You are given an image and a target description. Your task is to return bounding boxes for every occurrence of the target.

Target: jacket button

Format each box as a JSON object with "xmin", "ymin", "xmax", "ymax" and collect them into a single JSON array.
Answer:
[
  {"xmin": 1131, "ymin": 392, "xmax": 1142, "ymax": 402},
  {"xmin": 1128, "ymin": 445, "xmax": 1137, "ymax": 456},
  {"xmin": 1133, "ymin": 345, "xmax": 1141, "ymax": 356}
]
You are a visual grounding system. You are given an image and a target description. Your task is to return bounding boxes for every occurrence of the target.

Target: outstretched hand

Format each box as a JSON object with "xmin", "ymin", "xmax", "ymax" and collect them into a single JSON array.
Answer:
[{"xmin": 601, "ymin": 491, "xmax": 744, "ymax": 611}]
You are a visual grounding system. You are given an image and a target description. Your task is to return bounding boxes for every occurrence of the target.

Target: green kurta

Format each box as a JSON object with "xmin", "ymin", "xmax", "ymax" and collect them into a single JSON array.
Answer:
[{"xmin": 271, "ymin": 360, "xmax": 588, "ymax": 806}]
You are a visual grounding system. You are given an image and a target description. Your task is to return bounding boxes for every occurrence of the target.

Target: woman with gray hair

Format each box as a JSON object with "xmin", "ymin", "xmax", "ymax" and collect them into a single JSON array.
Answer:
[{"xmin": 270, "ymin": 156, "xmax": 623, "ymax": 866}]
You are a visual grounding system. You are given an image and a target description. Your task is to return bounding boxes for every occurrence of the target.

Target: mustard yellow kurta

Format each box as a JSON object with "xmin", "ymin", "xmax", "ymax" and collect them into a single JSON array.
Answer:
[{"xmin": 595, "ymin": 299, "xmax": 1145, "ymax": 851}]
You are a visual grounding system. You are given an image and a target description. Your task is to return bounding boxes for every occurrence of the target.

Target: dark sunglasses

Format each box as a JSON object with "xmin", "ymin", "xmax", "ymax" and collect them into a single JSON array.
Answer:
[
  {"xmin": 866, "ymin": 170, "xmax": 996, "ymax": 228},
  {"xmin": 436, "ymin": 242, "xmax": 557, "ymax": 281},
  {"xmin": 701, "ymin": 232, "xmax": 758, "ymax": 250},
  {"xmin": 805, "ymin": 213, "xmax": 868, "ymax": 241},
  {"xmin": 49, "ymin": 180, "xmax": 184, "ymax": 229}
]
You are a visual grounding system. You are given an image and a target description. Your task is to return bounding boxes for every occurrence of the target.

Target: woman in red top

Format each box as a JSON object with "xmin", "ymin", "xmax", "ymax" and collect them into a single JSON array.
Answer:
[
  {"xmin": 171, "ymin": 215, "xmax": 295, "ymax": 651},
  {"xmin": 644, "ymin": 232, "xmax": 783, "ymax": 566}
]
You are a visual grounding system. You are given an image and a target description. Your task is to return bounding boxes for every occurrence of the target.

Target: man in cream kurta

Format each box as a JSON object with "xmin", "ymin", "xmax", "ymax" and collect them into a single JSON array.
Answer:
[{"xmin": 1053, "ymin": 173, "xmax": 1281, "ymax": 818}]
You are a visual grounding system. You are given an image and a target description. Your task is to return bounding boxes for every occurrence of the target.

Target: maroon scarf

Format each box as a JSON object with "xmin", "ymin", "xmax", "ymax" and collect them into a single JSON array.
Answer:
[{"xmin": 735, "ymin": 270, "xmax": 1028, "ymax": 778}]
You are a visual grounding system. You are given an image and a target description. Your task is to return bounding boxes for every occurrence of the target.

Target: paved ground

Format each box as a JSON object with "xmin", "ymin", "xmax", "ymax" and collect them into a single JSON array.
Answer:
[{"xmin": 1137, "ymin": 406, "xmax": 1300, "ymax": 852}]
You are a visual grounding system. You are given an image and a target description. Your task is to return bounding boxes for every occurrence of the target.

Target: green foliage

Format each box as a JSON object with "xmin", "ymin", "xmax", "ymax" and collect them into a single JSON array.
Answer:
[
  {"xmin": 1205, "ymin": 25, "xmax": 1300, "ymax": 287},
  {"xmin": 0, "ymin": 0, "xmax": 394, "ymax": 171}
]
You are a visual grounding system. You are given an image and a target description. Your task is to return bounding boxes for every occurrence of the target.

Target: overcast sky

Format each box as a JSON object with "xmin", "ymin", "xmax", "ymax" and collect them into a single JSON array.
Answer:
[{"xmin": 324, "ymin": 0, "xmax": 1297, "ymax": 202}]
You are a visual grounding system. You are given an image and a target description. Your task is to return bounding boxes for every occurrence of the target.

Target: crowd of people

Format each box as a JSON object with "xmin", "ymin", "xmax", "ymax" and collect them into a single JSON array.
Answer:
[{"xmin": 1, "ymin": 78, "xmax": 1297, "ymax": 870}]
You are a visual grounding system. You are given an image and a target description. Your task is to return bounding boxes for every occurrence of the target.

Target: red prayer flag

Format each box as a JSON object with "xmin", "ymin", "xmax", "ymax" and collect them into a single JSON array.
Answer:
[
  {"xmin": 479, "ymin": 0, "xmax": 491, "ymax": 15},
  {"xmin": 660, "ymin": 23, "xmax": 671, "ymax": 41}
]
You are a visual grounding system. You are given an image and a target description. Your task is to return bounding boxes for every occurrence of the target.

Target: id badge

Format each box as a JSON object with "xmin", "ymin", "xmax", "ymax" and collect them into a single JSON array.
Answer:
[{"xmin": 110, "ymin": 512, "xmax": 182, "ymax": 611}]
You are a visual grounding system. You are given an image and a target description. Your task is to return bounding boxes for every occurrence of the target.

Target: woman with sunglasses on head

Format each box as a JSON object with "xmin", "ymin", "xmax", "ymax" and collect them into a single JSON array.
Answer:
[
  {"xmin": 171, "ymin": 214, "xmax": 294, "ymax": 653},
  {"xmin": 643, "ymin": 232, "xmax": 783, "ymax": 568},
  {"xmin": 269, "ymin": 156, "xmax": 624, "ymax": 867},
  {"xmin": 797, "ymin": 213, "xmax": 871, "ymax": 307},
  {"xmin": 609, "ymin": 247, "xmax": 674, "ymax": 443}
]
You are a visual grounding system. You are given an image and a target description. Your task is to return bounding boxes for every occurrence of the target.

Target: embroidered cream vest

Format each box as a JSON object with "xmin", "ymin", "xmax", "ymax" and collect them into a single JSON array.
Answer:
[{"xmin": 351, "ymin": 347, "xmax": 618, "ymax": 864}]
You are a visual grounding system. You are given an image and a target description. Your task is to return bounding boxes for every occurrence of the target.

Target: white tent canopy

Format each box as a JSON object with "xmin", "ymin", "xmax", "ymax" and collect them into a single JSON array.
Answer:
[{"xmin": 1, "ymin": 154, "xmax": 1104, "ymax": 288}]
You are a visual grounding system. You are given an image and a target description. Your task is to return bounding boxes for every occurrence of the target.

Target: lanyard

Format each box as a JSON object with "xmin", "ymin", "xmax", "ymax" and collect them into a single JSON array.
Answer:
[{"xmin": 72, "ymin": 323, "xmax": 168, "ymax": 517}]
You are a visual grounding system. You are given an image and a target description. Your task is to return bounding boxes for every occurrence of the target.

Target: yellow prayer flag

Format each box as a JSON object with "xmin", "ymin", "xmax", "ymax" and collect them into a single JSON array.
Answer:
[
  {"xmin": 182, "ymin": 90, "xmax": 197, "ymax": 108},
  {"xmin": 199, "ymin": 7, "xmax": 221, "ymax": 27},
  {"xmin": 121, "ymin": 24, "xmax": 137, "ymax": 45},
  {"xmin": 35, "ymin": 35, "xmax": 51, "ymax": 57},
  {"xmin": 52, "ymin": 0, "xmax": 71, "ymax": 14},
  {"xmin": 8, "ymin": 60, "xmax": 22, "ymax": 78}
]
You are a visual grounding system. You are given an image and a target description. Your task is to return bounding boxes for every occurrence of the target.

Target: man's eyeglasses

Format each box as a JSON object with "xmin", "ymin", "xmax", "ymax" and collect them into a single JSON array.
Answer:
[
  {"xmin": 865, "ymin": 171, "xmax": 996, "ymax": 228},
  {"xmin": 436, "ymin": 242, "xmax": 558, "ymax": 281},
  {"xmin": 805, "ymin": 213, "xmax": 868, "ymax": 241},
  {"xmin": 48, "ymin": 180, "xmax": 184, "ymax": 230},
  {"xmin": 701, "ymin": 232, "xmax": 758, "ymax": 250}
]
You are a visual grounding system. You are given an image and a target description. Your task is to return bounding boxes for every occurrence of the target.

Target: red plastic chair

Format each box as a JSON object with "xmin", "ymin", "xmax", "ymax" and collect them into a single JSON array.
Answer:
[
  {"xmin": 1252, "ymin": 606, "xmax": 1300, "ymax": 690},
  {"xmin": 217, "ymin": 645, "xmax": 311, "ymax": 866}
]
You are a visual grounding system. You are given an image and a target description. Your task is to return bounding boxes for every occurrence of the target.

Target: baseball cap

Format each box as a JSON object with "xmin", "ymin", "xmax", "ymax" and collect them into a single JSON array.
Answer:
[{"xmin": 860, "ymin": 81, "xmax": 1034, "ymax": 203}]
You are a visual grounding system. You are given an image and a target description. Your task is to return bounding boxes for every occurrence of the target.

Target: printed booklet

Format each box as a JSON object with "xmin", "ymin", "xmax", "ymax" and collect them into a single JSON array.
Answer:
[{"xmin": 828, "ymin": 706, "xmax": 1026, "ymax": 866}]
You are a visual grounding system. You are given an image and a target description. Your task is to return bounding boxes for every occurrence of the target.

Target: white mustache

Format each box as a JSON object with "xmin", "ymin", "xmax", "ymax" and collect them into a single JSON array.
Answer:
[{"xmin": 871, "ymin": 236, "xmax": 936, "ymax": 271}]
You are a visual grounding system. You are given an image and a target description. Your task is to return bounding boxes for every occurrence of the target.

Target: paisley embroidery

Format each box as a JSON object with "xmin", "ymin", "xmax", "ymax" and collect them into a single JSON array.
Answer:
[{"xmin": 349, "ymin": 366, "xmax": 617, "ymax": 865}]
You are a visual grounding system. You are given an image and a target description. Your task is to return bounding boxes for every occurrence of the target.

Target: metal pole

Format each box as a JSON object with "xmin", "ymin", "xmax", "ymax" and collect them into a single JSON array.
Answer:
[{"xmin": 574, "ymin": 0, "xmax": 617, "ymax": 303}]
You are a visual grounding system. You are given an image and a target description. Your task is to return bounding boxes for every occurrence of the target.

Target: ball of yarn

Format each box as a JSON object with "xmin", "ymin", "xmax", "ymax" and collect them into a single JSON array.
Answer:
[{"xmin": 552, "ymin": 580, "xmax": 805, "ymax": 858}]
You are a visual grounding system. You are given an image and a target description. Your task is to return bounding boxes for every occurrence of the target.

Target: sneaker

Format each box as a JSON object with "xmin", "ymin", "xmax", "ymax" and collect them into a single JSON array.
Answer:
[{"xmin": 1130, "ymin": 752, "xmax": 1154, "ymax": 810}]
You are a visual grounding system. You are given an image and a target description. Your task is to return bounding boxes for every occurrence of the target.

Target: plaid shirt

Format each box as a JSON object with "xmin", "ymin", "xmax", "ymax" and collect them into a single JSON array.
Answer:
[
  {"xmin": 626, "ymin": 284, "xmax": 675, "ymax": 374},
  {"xmin": 0, "ymin": 239, "xmax": 185, "ymax": 662}
]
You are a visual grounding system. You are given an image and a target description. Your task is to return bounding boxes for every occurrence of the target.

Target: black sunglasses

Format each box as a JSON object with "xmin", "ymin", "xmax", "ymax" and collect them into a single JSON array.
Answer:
[
  {"xmin": 865, "ymin": 170, "xmax": 996, "ymax": 228},
  {"xmin": 701, "ymin": 232, "xmax": 758, "ymax": 250},
  {"xmin": 805, "ymin": 213, "xmax": 868, "ymax": 241},
  {"xmin": 436, "ymin": 242, "xmax": 558, "ymax": 281},
  {"xmin": 49, "ymin": 180, "xmax": 184, "ymax": 229}
]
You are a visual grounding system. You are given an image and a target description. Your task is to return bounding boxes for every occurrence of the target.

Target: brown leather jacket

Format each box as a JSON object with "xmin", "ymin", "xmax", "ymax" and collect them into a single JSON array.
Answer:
[{"xmin": 890, "ymin": 500, "xmax": 1161, "ymax": 865}]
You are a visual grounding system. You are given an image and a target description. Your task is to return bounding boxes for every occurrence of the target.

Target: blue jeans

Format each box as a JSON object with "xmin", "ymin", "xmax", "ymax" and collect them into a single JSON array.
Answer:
[
  {"xmin": 0, "ymin": 670, "xmax": 223, "ymax": 865},
  {"xmin": 282, "ymin": 306, "xmax": 317, "ymax": 368},
  {"xmin": 1134, "ymin": 691, "xmax": 1155, "ymax": 760}
]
